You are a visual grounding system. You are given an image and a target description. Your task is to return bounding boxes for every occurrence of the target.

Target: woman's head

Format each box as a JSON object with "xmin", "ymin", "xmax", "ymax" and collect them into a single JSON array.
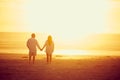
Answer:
[
  {"xmin": 48, "ymin": 35, "xmax": 52, "ymax": 40},
  {"xmin": 48, "ymin": 35, "xmax": 52, "ymax": 45}
]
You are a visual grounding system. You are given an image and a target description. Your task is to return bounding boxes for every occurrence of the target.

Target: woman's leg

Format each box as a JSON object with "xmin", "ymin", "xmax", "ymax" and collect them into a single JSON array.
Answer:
[
  {"xmin": 46, "ymin": 53, "xmax": 49, "ymax": 63},
  {"xmin": 50, "ymin": 54, "xmax": 52, "ymax": 63}
]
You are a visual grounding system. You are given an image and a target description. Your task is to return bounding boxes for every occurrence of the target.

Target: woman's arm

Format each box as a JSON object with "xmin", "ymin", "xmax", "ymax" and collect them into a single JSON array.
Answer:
[
  {"xmin": 41, "ymin": 41, "xmax": 47, "ymax": 51},
  {"xmin": 52, "ymin": 41, "xmax": 54, "ymax": 52}
]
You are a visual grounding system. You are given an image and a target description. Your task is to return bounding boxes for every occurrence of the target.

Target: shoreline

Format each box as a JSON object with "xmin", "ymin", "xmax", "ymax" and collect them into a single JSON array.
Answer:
[{"xmin": 0, "ymin": 52, "xmax": 120, "ymax": 60}]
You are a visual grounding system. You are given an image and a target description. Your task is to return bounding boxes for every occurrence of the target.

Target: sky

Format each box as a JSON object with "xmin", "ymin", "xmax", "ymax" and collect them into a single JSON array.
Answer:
[
  {"xmin": 0, "ymin": 0, "xmax": 120, "ymax": 49},
  {"xmin": 0, "ymin": 0, "xmax": 114, "ymax": 33},
  {"xmin": 108, "ymin": 0, "xmax": 120, "ymax": 33}
]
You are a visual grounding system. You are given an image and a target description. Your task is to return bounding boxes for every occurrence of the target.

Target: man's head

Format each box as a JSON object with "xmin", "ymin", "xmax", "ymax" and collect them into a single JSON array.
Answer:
[{"xmin": 31, "ymin": 33, "xmax": 35, "ymax": 38}]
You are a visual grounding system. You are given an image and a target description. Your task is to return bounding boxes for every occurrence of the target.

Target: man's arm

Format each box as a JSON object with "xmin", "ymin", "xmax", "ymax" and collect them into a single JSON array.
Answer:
[
  {"xmin": 41, "ymin": 41, "xmax": 47, "ymax": 51},
  {"xmin": 36, "ymin": 40, "xmax": 41, "ymax": 50}
]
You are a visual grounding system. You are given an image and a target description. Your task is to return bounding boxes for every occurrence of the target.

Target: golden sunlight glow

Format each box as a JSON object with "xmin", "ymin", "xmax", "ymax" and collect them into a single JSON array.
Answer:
[
  {"xmin": 1, "ymin": 0, "xmax": 119, "ymax": 56},
  {"xmin": 0, "ymin": 0, "xmax": 110, "ymax": 34},
  {"xmin": 24, "ymin": 0, "xmax": 109, "ymax": 33},
  {"xmin": 108, "ymin": 1, "xmax": 120, "ymax": 33},
  {"xmin": 21, "ymin": 0, "xmax": 110, "ymax": 45},
  {"xmin": 54, "ymin": 50, "xmax": 89, "ymax": 55}
]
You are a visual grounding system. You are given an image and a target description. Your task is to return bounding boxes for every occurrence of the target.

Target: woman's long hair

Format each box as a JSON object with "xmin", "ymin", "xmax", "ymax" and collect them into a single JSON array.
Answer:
[{"xmin": 48, "ymin": 35, "xmax": 52, "ymax": 45}]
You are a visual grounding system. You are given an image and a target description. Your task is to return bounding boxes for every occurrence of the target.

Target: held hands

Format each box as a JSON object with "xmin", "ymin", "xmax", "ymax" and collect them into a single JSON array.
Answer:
[
  {"xmin": 40, "ymin": 48, "xmax": 43, "ymax": 51},
  {"xmin": 40, "ymin": 48, "xmax": 42, "ymax": 51}
]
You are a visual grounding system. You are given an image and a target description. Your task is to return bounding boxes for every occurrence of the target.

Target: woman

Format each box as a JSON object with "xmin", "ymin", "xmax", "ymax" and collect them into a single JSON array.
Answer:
[{"xmin": 42, "ymin": 35, "xmax": 54, "ymax": 63}]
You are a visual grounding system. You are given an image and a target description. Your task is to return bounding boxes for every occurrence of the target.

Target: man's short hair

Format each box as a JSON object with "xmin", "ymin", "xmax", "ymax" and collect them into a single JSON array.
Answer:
[{"xmin": 31, "ymin": 33, "xmax": 35, "ymax": 38}]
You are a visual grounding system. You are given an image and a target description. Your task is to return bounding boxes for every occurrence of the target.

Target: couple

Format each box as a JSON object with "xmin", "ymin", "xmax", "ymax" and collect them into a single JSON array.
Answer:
[{"xmin": 27, "ymin": 33, "xmax": 54, "ymax": 64}]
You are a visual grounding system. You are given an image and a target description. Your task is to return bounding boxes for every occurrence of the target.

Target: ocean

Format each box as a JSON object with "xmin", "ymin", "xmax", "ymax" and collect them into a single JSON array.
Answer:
[
  {"xmin": 0, "ymin": 32, "xmax": 47, "ymax": 54},
  {"xmin": 0, "ymin": 32, "xmax": 120, "ymax": 56}
]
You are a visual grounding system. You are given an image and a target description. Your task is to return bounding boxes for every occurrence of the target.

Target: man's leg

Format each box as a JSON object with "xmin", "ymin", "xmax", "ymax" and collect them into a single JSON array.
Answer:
[
  {"xmin": 33, "ymin": 56, "xmax": 35, "ymax": 64},
  {"xmin": 29, "ymin": 55, "xmax": 31, "ymax": 64}
]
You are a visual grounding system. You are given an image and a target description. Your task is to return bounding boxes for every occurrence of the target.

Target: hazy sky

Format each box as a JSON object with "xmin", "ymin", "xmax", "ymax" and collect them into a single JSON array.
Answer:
[
  {"xmin": 108, "ymin": 0, "xmax": 120, "ymax": 33},
  {"xmin": 0, "ymin": 0, "xmax": 120, "ymax": 37}
]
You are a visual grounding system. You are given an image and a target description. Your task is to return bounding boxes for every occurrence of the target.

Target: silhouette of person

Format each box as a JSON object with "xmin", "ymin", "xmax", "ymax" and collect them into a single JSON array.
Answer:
[
  {"xmin": 42, "ymin": 35, "xmax": 54, "ymax": 63},
  {"xmin": 27, "ymin": 33, "xmax": 41, "ymax": 64}
]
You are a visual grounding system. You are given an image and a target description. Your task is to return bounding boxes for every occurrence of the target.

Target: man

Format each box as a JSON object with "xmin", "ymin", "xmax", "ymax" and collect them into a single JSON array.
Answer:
[{"xmin": 27, "ymin": 33, "xmax": 41, "ymax": 64}]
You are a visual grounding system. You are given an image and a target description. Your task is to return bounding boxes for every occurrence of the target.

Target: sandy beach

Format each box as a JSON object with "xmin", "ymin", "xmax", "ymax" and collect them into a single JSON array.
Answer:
[{"xmin": 0, "ymin": 53, "xmax": 120, "ymax": 80}]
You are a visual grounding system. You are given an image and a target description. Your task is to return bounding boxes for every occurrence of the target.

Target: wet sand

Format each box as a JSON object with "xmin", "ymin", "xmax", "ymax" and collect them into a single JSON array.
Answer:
[{"xmin": 0, "ymin": 53, "xmax": 120, "ymax": 80}]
